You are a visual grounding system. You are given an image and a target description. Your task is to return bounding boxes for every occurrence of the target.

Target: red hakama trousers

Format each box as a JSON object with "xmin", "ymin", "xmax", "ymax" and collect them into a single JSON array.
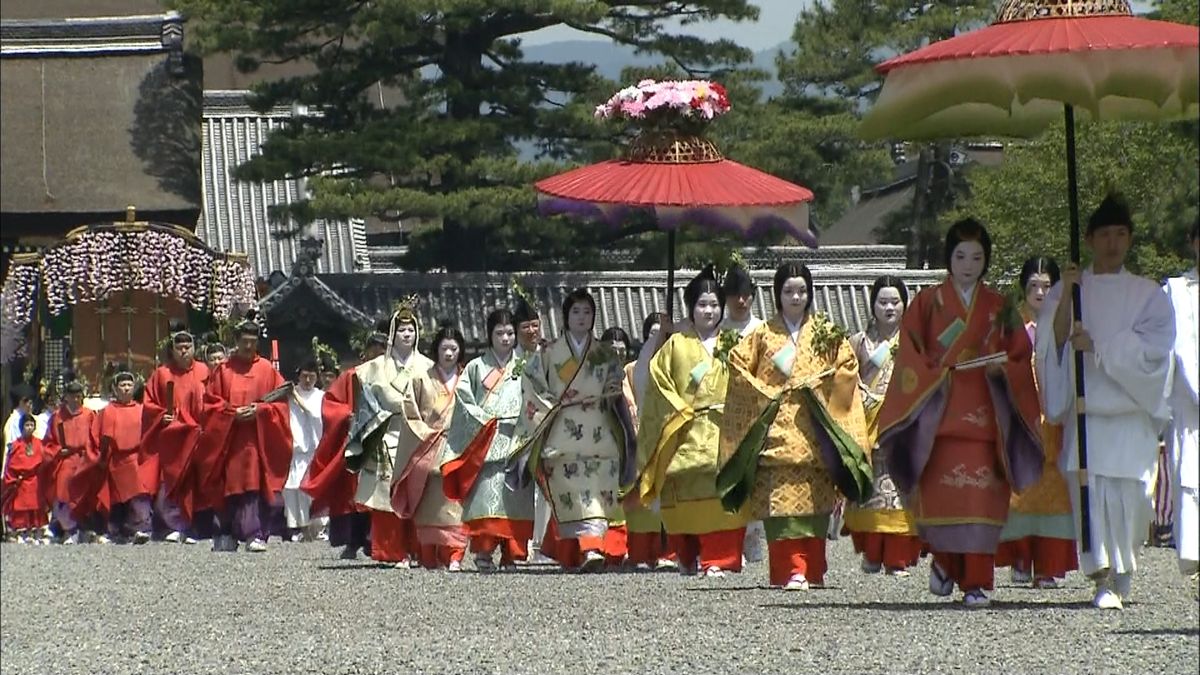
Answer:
[
  {"xmin": 670, "ymin": 528, "xmax": 746, "ymax": 572},
  {"xmin": 851, "ymin": 532, "xmax": 923, "ymax": 570},
  {"xmin": 768, "ymin": 537, "xmax": 827, "ymax": 586},
  {"xmin": 932, "ymin": 551, "xmax": 995, "ymax": 591},
  {"xmin": 369, "ymin": 510, "xmax": 417, "ymax": 563},
  {"xmin": 995, "ymin": 536, "xmax": 1078, "ymax": 580}
]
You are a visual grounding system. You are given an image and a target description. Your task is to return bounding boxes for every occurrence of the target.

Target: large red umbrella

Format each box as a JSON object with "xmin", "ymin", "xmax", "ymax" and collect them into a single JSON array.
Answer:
[
  {"xmin": 536, "ymin": 106, "xmax": 815, "ymax": 317},
  {"xmin": 859, "ymin": 0, "xmax": 1200, "ymax": 551}
]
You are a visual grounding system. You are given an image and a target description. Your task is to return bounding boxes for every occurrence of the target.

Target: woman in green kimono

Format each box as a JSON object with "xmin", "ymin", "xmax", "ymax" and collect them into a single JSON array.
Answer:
[
  {"xmin": 635, "ymin": 267, "xmax": 749, "ymax": 577},
  {"xmin": 444, "ymin": 309, "xmax": 535, "ymax": 572},
  {"xmin": 509, "ymin": 288, "xmax": 635, "ymax": 573}
]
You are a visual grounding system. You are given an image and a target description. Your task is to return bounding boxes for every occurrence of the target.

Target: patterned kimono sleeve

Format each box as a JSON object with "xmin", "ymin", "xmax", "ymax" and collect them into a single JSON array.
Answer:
[
  {"xmin": 718, "ymin": 327, "xmax": 771, "ymax": 466},
  {"xmin": 454, "ymin": 362, "xmax": 489, "ymax": 427},
  {"xmin": 517, "ymin": 350, "xmax": 556, "ymax": 439},
  {"xmin": 819, "ymin": 337, "xmax": 871, "ymax": 453}
]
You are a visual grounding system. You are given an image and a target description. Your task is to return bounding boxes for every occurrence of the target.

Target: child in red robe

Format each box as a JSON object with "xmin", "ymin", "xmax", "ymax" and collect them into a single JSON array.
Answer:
[{"xmin": 3, "ymin": 415, "xmax": 48, "ymax": 543}]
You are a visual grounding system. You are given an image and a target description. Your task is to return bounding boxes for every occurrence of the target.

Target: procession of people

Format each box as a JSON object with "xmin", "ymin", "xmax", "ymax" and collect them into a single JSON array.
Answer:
[{"xmin": 3, "ymin": 197, "xmax": 1197, "ymax": 610}]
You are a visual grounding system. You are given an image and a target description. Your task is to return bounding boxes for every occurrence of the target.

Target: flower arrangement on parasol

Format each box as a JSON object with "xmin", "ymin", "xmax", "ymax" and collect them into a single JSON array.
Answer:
[
  {"xmin": 537, "ymin": 78, "xmax": 814, "ymax": 317},
  {"xmin": 595, "ymin": 79, "xmax": 730, "ymax": 130}
]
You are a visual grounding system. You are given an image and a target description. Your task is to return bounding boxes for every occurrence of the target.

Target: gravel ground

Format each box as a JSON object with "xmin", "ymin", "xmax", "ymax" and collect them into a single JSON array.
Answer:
[{"xmin": 2, "ymin": 537, "xmax": 1196, "ymax": 674}]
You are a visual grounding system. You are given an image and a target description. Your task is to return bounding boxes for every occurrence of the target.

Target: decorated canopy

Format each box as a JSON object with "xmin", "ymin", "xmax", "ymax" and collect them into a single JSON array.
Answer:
[
  {"xmin": 1, "ymin": 217, "xmax": 257, "ymax": 364},
  {"xmin": 860, "ymin": 0, "xmax": 1200, "ymax": 140}
]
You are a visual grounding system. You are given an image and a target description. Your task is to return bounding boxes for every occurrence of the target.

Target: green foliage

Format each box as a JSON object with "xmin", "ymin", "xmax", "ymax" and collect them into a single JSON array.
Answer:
[
  {"xmin": 168, "ymin": 0, "xmax": 761, "ymax": 271},
  {"xmin": 951, "ymin": 120, "xmax": 1199, "ymax": 282},
  {"xmin": 769, "ymin": 0, "xmax": 993, "ymax": 247},
  {"xmin": 1148, "ymin": 0, "xmax": 1199, "ymax": 24}
]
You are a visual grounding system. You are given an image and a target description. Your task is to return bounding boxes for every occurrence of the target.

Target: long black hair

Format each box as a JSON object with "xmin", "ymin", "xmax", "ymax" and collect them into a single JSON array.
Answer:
[
  {"xmin": 1018, "ymin": 256, "xmax": 1061, "ymax": 291},
  {"xmin": 561, "ymin": 288, "xmax": 596, "ymax": 330},
  {"xmin": 641, "ymin": 312, "xmax": 668, "ymax": 342},
  {"xmin": 485, "ymin": 309, "xmax": 515, "ymax": 350},
  {"xmin": 944, "ymin": 218, "xmax": 993, "ymax": 278},
  {"xmin": 430, "ymin": 322, "xmax": 467, "ymax": 366},
  {"xmin": 600, "ymin": 326, "xmax": 632, "ymax": 350},
  {"xmin": 772, "ymin": 262, "xmax": 814, "ymax": 314},
  {"xmin": 869, "ymin": 275, "xmax": 909, "ymax": 312},
  {"xmin": 683, "ymin": 265, "xmax": 725, "ymax": 323}
]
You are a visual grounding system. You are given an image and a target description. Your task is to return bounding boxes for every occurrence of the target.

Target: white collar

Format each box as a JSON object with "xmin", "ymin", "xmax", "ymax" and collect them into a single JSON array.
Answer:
[
  {"xmin": 782, "ymin": 315, "xmax": 804, "ymax": 340},
  {"xmin": 568, "ymin": 333, "xmax": 590, "ymax": 358},
  {"xmin": 954, "ymin": 282, "xmax": 976, "ymax": 307}
]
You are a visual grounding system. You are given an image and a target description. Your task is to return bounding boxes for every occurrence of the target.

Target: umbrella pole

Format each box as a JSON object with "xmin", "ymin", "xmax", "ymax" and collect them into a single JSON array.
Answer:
[
  {"xmin": 1064, "ymin": 103, "xmax": 1092, "ymax": 553},
  {"xmin": 666, "ymin": 229, "xmax": 676, "ymax": 319}
]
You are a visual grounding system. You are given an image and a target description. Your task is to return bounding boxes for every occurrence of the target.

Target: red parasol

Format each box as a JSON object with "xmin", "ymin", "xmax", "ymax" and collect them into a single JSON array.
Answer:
[
  {"xmin": 536, "ymin": 113, "xmax": 815, "ymax": 317},
  {"xmin": 859, "ymin": 0, "xmax": 1200, "ymax": 552}
]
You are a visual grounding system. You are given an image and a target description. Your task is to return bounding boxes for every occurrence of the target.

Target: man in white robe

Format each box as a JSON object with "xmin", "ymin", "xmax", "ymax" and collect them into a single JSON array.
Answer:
[
  {"xmin": 285, "ymin": 359, "xmax": 327, "ymax": 541},
  {"xmin": 1165, "ymin": 222, "xmax": 1199, "ymax": 581},
  {"xmin": 1036, "ymin": 194, "xmax": 1175, "ymax": 610}
]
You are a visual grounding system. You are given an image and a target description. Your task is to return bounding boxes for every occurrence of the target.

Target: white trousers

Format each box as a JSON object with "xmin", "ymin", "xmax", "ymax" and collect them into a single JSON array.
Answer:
[
  {"xmin": 1175, "ymin": 486, "xmax": 1199, "ymax": 574},
  {"xmin": 283, "ymin": 489, "xmax": 315, "ymax": 529},
  {"xmin": 1071, "ymin": 475, "xmax": 1153, "ymax": 577}
]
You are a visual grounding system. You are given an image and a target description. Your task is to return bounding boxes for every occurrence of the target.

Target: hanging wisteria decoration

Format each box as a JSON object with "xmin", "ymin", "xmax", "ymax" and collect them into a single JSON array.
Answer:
[
  {"xmin": 0, "ymin": 262, "xmax": 40, "ymax": 362},
  {"xmin": 1, "ymin": 224, "xmax": 257, "ymax": 363}
]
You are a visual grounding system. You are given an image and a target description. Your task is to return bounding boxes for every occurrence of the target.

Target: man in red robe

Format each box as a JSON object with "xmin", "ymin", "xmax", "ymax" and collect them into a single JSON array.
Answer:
[
  {"xmin": 302, "ymin": 326, "xmax": 388, "ymax": 559},
  {"xmin": 42, "ymin": 380, "xmax": 96, "ymax": 544},
  {"xmin": 142, "ymin": 328, "xmax": 210, "ymax": 543},
  {"xmin": 70, "ymin": 371, "xmax": 151, "ymax": 543},
  {"xmin": 202, "ymin": 318, "xmax": 291, "ymax": 553}
]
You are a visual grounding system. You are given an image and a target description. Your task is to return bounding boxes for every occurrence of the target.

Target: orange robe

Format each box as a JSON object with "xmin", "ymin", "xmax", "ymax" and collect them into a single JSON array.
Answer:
[
  {"xmin": 141, "ymin": 361, "xmax": 210, "ymax": 516},
  {"xmin": 877, "ymin": 279, "xmax": 1043, "ymax": 555},
  {"xmin": 201, "ymin": 355, "xmax": 290, "ymax": 507},
  {"xmin": 41, "ymin": 406, "xmax": 95, "ymax": 507}
]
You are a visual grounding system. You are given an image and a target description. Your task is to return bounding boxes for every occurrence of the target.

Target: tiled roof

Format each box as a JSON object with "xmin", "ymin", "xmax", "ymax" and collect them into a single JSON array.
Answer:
[
  {"xmin": 0, "ymin": 13, "xmax": 182, "ymax": 57},
  {"xmin": 257, "ymin": 237, "xmax": 373, "ymax": 328},
  {"xmin": 313, "ymin": 268, "xmax": 947, "ymax": 345},
  {"xmin": 0, "ymin": 12, "xmax": 201, "ymax": 223},
  {"xmin": 197, "ymin": 90, "xmax": 369, "ymax": 278}
]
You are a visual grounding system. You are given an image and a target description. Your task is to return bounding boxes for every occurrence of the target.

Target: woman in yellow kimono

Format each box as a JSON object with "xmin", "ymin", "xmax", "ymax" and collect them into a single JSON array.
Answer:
[
  {"xmin": 845, "ymin": 275, "xmax": 922, "ymax": 576},
  {"xmin": 995, "ymin": 256, "xmax": 1078, "ymax": 588},
  {"xmin": 508, "ymin": 289, "xmax": 636, "ymax": 573},
  {"xmin": 876, "ymin": 219, "xmax": 1044, "ymax": 608},
  {"xmin": 636, "ymin": 268, "xmax": 749, "ymax": 577},
  {"xmin": 624, "ymin": 312, "xmax": 678, "ymax": 571},
  {"xmin": 718, "ymin": 263, "xmax": 871, "ymax": 590},
  {"xmin": 348, "ymin": 300, "xmax": 434, "ymax": 568},
  {"xmin": 388, "ymin": 324, "xmax": 466, "ymax": 571}
]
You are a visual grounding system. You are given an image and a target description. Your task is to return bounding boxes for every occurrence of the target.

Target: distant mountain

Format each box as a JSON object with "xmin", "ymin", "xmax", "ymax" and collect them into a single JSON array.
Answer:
[{"xmin": 521, "ymin": 39, "xmax": 792, "ymax": 99}]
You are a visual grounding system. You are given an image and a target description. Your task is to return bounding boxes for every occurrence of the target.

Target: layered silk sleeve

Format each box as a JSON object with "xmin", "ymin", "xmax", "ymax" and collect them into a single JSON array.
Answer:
[
  {"xmin": 632, "ymin": 335, "xmax": 685, "ymax": 502},
  {"xmin": 717, "ymin": 325, "xmax": 771, "ymax": 467}
]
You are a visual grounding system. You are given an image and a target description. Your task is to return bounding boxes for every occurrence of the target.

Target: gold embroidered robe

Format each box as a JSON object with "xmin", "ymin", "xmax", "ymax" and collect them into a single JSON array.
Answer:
[{"xmin": 719, "ymin": 316, "xmax": 869, "ymax": 535}]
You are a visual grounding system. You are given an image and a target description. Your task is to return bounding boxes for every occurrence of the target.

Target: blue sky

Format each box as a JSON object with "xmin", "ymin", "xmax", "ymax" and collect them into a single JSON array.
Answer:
[
  {"xmin": 521, "ymin": 0, "xmax": 1156, "ymax": 51},
  {"xmin": 521, "ymin": 0, "xmax": 809, "ymax": 50}
]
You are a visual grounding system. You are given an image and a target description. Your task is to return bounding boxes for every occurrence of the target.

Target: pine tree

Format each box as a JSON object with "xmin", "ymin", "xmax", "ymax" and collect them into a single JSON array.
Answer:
[{"xmin": 170, "ymin": 0, "xmax": 761, "ymax": 271}]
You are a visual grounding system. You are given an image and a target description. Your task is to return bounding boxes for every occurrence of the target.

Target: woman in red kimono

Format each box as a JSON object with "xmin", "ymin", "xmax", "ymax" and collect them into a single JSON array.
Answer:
[
  {"xmin": 3, "ymin": 415, "xmax": 48, "ymax": 543},
  {"xmin": 876, "ymin": 218, "xmax": 1044, "ymax": 608}
]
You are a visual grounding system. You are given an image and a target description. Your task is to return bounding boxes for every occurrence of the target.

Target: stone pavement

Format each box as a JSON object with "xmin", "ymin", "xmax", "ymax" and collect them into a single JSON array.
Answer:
[{"xmin": 1, "ymin": 538, "xmax": 1196, "ymax": 674}]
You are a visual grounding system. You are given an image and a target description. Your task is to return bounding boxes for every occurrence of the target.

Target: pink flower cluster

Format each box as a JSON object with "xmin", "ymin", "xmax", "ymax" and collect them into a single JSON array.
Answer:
[{"xmin": 594, "ymin": 79, "xmax": 731, "ymax": 122}]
